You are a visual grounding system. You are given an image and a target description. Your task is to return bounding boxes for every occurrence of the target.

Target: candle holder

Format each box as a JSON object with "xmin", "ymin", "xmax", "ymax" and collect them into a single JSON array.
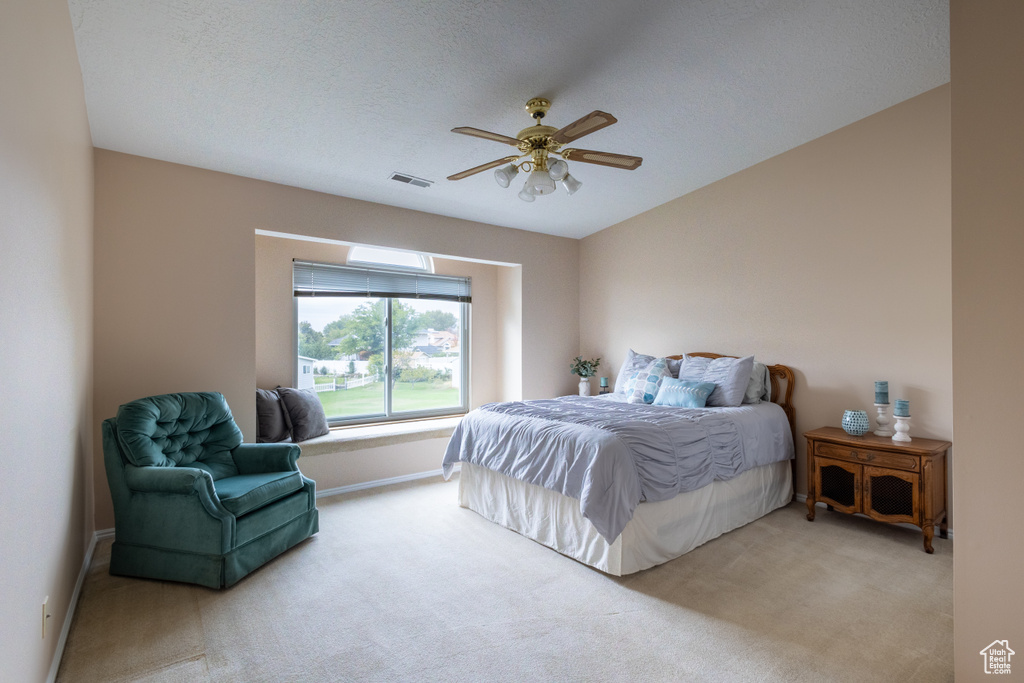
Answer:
[
  {"xmin": 873, "ymin": 403, "xmax": 893, "ymax": 437},
  {"xmin": 892, "ymin": 415, "xmax": 912, "ymax": 442}
]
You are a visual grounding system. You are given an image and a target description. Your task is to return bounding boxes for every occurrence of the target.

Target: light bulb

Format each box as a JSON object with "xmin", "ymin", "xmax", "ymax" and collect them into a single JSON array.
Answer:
[
  {"xmin": 561, "ymin": 173, "xmax": 582, "ymax": 196},
  {"xmin": 518, "ymin": 184, "xmax": 536, "ymax": 202},
  {"xmin": 526, "ymin": 169, "xmax": 556, "ymax": 195},
  {"xmin": 547, "ymin": 158, "xmax": 568, "ymax": 181},
  {"xmin": 493, "ymin": 164, "xmax": 518, "ymax": 188}
]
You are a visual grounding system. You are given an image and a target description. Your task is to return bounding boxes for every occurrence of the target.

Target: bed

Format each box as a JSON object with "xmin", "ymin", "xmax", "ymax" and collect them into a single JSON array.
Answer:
[{"xmin": 442, "ymin": 353, "xmax": 796, "ymax": 575}]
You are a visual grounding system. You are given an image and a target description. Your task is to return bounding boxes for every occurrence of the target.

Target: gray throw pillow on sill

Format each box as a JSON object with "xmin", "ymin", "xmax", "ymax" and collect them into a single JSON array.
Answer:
[
  {"xmin": 277, "ymin": 387, "xmax": 330, "ymax": 442},
  {"xmin": 256, "ymin": 388, "xmax": 291, "ymax": 443}
]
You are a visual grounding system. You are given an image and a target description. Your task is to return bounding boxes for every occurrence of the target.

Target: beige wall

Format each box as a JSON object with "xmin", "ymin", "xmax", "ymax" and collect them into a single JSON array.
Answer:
[
  {"xmin": 950, "ymin": 2, "xmax": 1024, "ymax": 678},
  {"xmin": 496, "ymin": 264, "xmax": 524, "ymax": 401},
  {"xmin": 297, "ymin": 438, "xmax": 452, "ymax": 494},
  {"xmin": 581, "ymin": 86, "xmax": 953, "ymax": 515},
  {"xmin": 0, "ymin": 0, "xmax": 94, "ymax": 679},
  {"xmin": 93, "ymin": 150, "xmax": 579, "ymax": 528}
]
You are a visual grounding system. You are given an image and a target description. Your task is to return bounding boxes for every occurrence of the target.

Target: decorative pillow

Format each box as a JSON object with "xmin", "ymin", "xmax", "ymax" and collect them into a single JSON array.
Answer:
[
  {"xmin": 652, "ymin": 378, "xmax": 717, "ymax": 408},
  {"xmin": 256, "ymin": 388, "xmax": 291, "ymax": 443},
  {"xmin": 743, "ymin": 361, "xmax": 771, "ymax": 404},
  {"xmin": 276, "ymin": 387, "xmax": 330, "ymax": 442},
  {"xmin": 666, "ymin": 357, "xmax": 683, "ymax": 378},
  {"xmin": 625, "ymin": 357, "xmax": 671, "ymax": 404},
  {"xmin": 614, "ymin": 349, "xmax": 655, "ymax": 394},
  {"xmin": 678, "ymin": 355, "xmax": 755, "ymax": 407}
]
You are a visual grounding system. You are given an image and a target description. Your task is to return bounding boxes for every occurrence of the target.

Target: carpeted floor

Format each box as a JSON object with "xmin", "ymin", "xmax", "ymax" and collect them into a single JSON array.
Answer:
[{"xmin": 57, "ymin": 475, "xmax": 952, "ymax": 682}]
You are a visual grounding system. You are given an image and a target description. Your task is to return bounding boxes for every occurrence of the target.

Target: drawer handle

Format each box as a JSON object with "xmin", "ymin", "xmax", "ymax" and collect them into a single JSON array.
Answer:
[{"xmin": 853, "ymin": 450, "xmax": 875, "ymax": 461}]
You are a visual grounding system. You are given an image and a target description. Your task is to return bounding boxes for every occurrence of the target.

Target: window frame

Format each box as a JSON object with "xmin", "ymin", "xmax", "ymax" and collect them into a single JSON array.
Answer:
[{"xmin": 292, "ymin": 266, "xmax": 470, "ymax": 428}]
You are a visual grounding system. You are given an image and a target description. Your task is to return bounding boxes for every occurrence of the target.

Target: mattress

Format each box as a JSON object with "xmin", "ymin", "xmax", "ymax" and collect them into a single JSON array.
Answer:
[
  {"xmin": 443, "ymin": 395, "xmax": 794, "ymax": 542},
  {"xmin": 458, "ymin": 459, "xmax": 793, "ymax": 575}
]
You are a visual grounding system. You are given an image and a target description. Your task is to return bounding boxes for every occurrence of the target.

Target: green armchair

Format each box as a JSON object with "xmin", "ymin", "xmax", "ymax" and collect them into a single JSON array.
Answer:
[{"xmin": 102, "ymin": 392, "xmax": 318, "ymax": 588}]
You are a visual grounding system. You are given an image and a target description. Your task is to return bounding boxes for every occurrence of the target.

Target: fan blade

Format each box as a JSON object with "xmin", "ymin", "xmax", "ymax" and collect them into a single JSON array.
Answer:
[
  {"xmin": 560, "ymin": 148, "xmax": 643, "ymax": 170},
  {"xmin": 451, "ymin": 127, "xmax": 523, "ymax": 147},
  {"xmin": 549, "ymin": 111, "xmax": 617, "ymax": 145},
  {"xmin": 447, "ymin": 156, "xmax": 520, "ymax": 181}
]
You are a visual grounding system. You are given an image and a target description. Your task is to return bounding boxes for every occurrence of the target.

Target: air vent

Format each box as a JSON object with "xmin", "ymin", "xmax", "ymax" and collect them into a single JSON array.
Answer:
[{"xmin": 389, "ymin": 172, "xmax": 434, "ymax": 189}]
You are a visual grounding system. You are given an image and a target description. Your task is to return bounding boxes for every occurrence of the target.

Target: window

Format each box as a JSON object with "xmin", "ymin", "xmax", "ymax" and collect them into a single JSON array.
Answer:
[
  {"xmin": 347, "ymin": 245, "xmax": 432, "ymax": 272},
  {"xmin": 293, "ymin": 259, "xmax": 470, "ymax": 425}
]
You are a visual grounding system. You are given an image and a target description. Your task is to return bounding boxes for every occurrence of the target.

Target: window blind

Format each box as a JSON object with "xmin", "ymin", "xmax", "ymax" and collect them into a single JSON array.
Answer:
[{"xmin": 293, "ymin": 260, "xmax": 471, "ymax": 303}]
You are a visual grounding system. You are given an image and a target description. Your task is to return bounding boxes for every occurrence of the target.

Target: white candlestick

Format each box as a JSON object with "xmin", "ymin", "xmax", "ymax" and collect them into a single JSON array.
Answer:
[
  {"xmin": 874, "ymin": 403, "xmax": 893, "ymax": 437},
  {"xmin": 893, "ymin": 415, "xmax": 912, "ymax": 442}
]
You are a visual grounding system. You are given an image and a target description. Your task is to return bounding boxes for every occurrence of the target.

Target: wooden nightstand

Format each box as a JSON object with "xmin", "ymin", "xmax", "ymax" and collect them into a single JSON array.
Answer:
[{"xmin": 804, "ymin": 427, "xmax": 950, "ymax": 553}]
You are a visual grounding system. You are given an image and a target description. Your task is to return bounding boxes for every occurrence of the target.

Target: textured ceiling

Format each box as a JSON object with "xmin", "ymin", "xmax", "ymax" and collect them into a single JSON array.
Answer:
[{"xmin": 68, "ymin": 0, "xmax": 949, "ymax": 239}]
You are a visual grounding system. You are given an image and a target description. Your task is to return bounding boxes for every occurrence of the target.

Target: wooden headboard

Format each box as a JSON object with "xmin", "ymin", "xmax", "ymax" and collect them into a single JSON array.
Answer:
[{"xmin": 666, "ymin": 353, "xmax": 796, "ymax": 439}]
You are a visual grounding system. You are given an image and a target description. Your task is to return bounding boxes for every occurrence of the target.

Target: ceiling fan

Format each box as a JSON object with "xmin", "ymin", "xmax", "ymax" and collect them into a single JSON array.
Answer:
[{"xmin": 446, "ymin": 97, "xmax": 643, "ymax": 202}]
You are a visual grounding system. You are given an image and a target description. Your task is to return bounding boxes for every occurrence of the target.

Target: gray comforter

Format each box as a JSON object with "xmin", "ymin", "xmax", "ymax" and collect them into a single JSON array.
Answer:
[{"xmin": 442, "ymin": 394, "xmax": 794, "ymax": 542}]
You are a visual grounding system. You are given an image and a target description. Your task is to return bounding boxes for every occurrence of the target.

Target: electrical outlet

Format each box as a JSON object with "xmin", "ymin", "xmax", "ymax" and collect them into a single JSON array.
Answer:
[{"xmin": 41, "ymin": 596, "xmax": 51, "ymax": 639}]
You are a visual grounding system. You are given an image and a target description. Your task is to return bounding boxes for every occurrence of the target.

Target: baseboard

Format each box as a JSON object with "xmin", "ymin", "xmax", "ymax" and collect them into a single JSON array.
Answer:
[
  {"xmin": 46, "ymin": 527, "xmax": 109, "ymax": 683},
  {"xmin": 316, "ymin": 464, "xmax": 459, "ymax": 500},
  {"xmin": 793, "ymin": 493, "xmax": 953, "ymax": 539}
]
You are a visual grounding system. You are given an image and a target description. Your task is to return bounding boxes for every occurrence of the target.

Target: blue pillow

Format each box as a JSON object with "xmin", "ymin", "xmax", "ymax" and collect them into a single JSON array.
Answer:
[
  {"xmin": 625, "ymin": 357, "xmax": 671, "ymax": 404},
  {"xmin": 652, "ymin": 378, "xmax": 718, "ymax": 408}
]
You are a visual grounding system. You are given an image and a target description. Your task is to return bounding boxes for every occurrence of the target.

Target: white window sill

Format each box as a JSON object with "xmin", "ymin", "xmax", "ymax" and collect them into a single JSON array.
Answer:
[{"xmin": 297, "ymin": 416, "xmax": 463, "ymax": 456}]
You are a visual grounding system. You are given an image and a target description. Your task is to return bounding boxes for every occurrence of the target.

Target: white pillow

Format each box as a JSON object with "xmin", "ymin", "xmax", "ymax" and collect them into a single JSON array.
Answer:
[
  {"xmin": 614, "ymin": 349, "xmax": 654, "ymax": 394},
  {"xmin": 678, "ymin": 355, "xmax": 755, "ymax": 407},
  {"xmin": 743, "ymin": 361, "xmax": 771, "ymax": 404}
]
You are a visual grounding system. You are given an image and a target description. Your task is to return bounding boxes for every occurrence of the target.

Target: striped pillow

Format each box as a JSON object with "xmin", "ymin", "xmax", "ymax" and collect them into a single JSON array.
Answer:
[{"xmin": 652, "ymin": 378, "xmax": 717, "ymax": 408}]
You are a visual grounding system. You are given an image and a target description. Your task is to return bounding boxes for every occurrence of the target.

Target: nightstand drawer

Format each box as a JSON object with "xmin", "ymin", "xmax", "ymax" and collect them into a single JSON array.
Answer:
[{"xmin": 814, "ymin": 442, "xmax": 919, "ymax": 471}]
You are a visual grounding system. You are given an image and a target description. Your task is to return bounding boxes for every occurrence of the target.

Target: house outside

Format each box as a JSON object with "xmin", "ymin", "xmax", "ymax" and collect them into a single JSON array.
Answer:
[{"xmin": 296, "ymin": 355, "xmax": 316, "ymax": 390}]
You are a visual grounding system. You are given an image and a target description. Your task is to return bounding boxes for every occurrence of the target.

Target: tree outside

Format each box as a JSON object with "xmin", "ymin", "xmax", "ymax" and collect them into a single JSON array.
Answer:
[{"xmin": 297, "ymin": 297, "xmax": 462, "ymax": 420}]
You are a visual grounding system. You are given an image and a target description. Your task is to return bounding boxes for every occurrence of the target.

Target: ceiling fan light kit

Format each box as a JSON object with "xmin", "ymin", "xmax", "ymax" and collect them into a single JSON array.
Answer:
[
  {"xmin": 547, "ymin": 158, "xmax": 568, "ymax": 181},
  {"xmin": 448, "ymin": 97, "xmax": 642, "ymax": 202},
  {"xmin": 493, "ymin": 163, "xmax": 519, "ymax": 188},
  {"xmin": 561, "ymin": 173, "xmax": 582, "ymax": 196}
]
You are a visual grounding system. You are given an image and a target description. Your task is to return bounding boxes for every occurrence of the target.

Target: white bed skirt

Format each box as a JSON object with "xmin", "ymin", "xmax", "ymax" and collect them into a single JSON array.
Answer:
[{"xmin": 458, "ymin": 460, "xmax": 793, "ymax": 576}]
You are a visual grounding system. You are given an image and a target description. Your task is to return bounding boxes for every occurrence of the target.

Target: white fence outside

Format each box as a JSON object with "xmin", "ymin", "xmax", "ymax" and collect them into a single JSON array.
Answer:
[
  {"xmin": 313, "ymin": 380, "xmax": 336, "ymax": 393},
  {"xmin": 313, "ymin": 375, "xmax": 378, "ymax": 392},
  {"xmin": 345, "ymin": 375, "xmax": 376, "ymax": 389},
  {"xmin": 307, "ymin": 354, "xmax": 460, "ymax": 389},
  {"xmin": 313, "ymin": 359, "xmax": 370, "ymax": 375}
]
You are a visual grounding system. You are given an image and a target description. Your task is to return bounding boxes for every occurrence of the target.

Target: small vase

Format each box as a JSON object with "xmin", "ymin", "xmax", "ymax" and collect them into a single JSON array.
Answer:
[
  {"xmin": 578, "ymin": 378, "xmax": 591, "ymax": 396},
  {"xmin": 842, "ymin": 410, "xmax": 870, "ymax": 436}
]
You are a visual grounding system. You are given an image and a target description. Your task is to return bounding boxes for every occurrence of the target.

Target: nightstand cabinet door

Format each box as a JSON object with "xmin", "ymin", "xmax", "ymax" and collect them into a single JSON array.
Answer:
[
  {"xmin": 864, "ymin": 466, "xmax": 919, "ymax": 525},
  {"xmin": 816, "ymin": 457, "xmax": 861, "ymax": 514}
]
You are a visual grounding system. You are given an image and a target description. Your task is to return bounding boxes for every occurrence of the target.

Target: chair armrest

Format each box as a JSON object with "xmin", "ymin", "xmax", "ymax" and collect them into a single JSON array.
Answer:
[
  {"xmin": 124, "ymin": 465, "xmax": 215, "ymax": 495},
  {"xmin": 120, "ymin": 464, "xmax": 233, "ymax": 552},
  {"xmin": 232, "ymin": 443, "xmax": 301, "ymax": 475}
]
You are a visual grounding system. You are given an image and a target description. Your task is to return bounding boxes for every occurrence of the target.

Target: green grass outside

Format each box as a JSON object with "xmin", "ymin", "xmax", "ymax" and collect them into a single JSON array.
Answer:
[{"xmin": 316, "ymin": 381, "xmax": 460, "ymax": 419}]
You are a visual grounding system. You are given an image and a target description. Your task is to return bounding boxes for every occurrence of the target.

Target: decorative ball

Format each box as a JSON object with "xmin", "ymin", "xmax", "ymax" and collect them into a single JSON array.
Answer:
[{"xmin": 842, "ymin": 410, "xmax": 870, "ymax": 436}]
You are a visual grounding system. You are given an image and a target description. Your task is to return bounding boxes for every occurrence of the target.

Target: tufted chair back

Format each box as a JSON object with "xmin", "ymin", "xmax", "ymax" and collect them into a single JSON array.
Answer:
[{"xmin": 116, "ymin": 392, "xmax": 243, "ymax": 480}]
